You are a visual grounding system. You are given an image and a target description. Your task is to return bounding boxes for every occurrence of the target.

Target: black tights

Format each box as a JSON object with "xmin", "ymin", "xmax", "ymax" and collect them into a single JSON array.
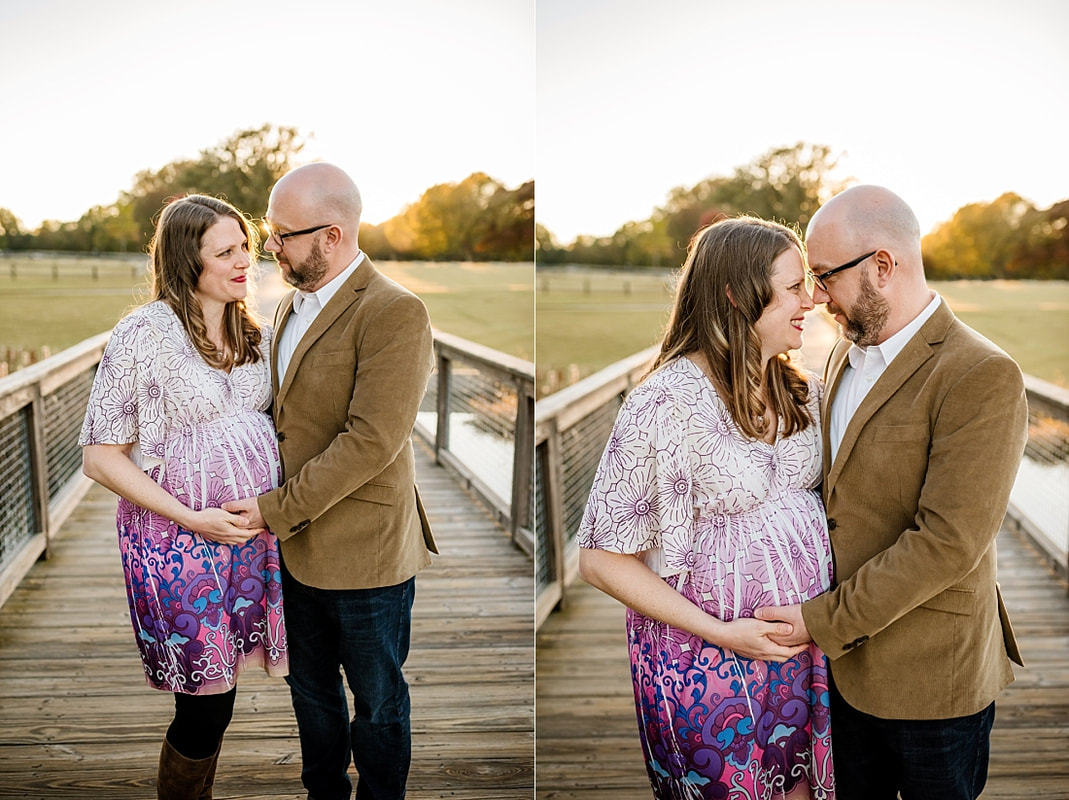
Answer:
[{"xmin": 165, "ymin": 687, "xmax": 237, "ymax": 760}]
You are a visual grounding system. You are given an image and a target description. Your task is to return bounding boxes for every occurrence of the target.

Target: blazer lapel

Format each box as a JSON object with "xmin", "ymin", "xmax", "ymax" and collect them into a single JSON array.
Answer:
[
  {"xmin": 272, "ymin": 291, "xmax": 296, "ymax": 398},
  {"xmin": 825, "ymin": 300, "xmax": 953, "ymax": 492},
  {"xmin": 821, "ymin": 338, "xmax": 850, "ymax": 483},
  {"xmin": 274, "ymin": 257, "xmax": 375, "ymax": 409}
]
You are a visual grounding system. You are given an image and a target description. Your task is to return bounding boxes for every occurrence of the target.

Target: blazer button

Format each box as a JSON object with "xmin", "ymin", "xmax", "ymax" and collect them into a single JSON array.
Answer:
[
  {"xmin": 277, "ymin": 431, "xmax": 286, "ymax": 442},
  {"xmin": 827, "ymin": 518, "xmax": 837, "ymax": 530},
  {"xmin": 843, "ymin": 635, "xmax": 869, "ymax": 651}
]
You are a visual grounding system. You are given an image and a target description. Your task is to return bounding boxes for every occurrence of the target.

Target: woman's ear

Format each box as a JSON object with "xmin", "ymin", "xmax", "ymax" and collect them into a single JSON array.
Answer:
[{"xmin": 725, "ymin": 284, "xmax": 737, "ymax": 309}]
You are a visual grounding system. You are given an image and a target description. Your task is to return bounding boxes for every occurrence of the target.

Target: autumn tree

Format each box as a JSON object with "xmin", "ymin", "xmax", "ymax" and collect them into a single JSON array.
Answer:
[
  {"xmin": 921, "ymin": 193, "xmax": 1033, "ymax": 279},
  {"xmin": 363, "ymin": 173, "xmax": 533, "ymax": 262},
  {"xmin": 1006, "ymin": 200, "xmax": 1069, "ymax": 279},
  {"xmin": 120, "ymin": 124, "xmax": 305, "ymax": 247},
  {"xmin": 538, "ymin": 142, "xmax": 849, "ymax": 267},
  {"xmin": 0, "ymin": 208, "xmax": 24, "ymax": 249}
]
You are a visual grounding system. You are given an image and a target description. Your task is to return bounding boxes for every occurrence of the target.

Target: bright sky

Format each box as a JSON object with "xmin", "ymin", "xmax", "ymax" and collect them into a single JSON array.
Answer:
[
  {"xmin": 537, "ymin": 0, "xmax": 1069, "ymax": 242},
  {"xmin": 0, "ymin": 0, "xmax": 533, "ymax": 230}
]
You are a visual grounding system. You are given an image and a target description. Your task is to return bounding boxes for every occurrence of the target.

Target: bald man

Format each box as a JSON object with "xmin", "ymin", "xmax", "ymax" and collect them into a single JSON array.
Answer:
[
  {"xmin": 756, "ymin": 186, "xmax": 1027, "ymax": 799},
  {"xmin": 225, "ymin": 163, "xmax": 436, "ymax": 799}
]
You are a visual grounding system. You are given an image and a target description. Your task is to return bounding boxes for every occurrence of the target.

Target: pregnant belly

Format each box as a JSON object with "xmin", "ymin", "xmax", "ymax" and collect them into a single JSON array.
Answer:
[{"xmin": 680, "ymin": 494, "xmax": 832, "ymax": 621}]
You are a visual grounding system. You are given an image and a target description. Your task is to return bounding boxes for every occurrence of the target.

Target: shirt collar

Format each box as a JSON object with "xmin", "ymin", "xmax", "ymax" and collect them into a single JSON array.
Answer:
[
  {"xmin": 292, "ymin": 250, "xmax": 365, "ymax": 316},
  {"xmin": 848, "ymin": 291, "xmax": 941, "ymax": 370}
]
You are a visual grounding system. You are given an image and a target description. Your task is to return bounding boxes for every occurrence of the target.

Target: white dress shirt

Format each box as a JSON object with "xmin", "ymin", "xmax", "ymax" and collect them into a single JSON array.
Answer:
[
  {"xmin": 829, "ymin": 292, "xmax": 941, "ymax": 461},
  {"xmin": 276, "ymin": 251, "xmax": 365, "ymax": 382}
]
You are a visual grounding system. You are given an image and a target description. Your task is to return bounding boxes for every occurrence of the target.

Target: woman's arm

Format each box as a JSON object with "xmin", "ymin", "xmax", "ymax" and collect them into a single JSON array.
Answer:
[
  {"xmin": 579, "ymin": 547, "xmax": 808, "ymax": 662},
  {"xmin": 82, "ymin": 444, "xmax": 261, "ymax": 545}
]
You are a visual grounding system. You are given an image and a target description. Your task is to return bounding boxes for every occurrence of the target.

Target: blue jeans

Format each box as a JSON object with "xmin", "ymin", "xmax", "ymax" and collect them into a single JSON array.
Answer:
[
  {"xmin": 282, "ymin": 561, "xmax": 414, "ymax": 800},
  {"xmin": 829, "ymin": 677, "xmax": 995, "ymax": 799}
]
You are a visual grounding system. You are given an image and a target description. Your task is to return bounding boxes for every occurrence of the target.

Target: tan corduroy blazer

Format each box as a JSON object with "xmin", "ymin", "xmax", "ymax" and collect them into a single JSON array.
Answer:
[
  {"xmin": 258, "ymin": 256, "xmax": 437, "ymax": 590},
  {"xmin": 801, "ymin": 299, "xmax": 1027, "ymax": 720}
]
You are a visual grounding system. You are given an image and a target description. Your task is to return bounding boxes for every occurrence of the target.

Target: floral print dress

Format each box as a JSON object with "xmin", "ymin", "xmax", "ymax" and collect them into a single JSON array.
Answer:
[
  {"xmin": 578, "ymin": 357, "xmax": 835, "ymax": 799},
  {"xmin": 79, "ymin": 301, "xmax": 288, "ymax": 695}
]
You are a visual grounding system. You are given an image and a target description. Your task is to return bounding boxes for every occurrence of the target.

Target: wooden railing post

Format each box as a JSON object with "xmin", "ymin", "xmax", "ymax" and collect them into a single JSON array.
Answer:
[
  {"xmin": 536, "ymin": 422, "xmax": 567, "ymax": 627},
  {"xmin": 434, "ymin": 349, "xmax": 451, "ymax": 462},
  {"xmin": 510, "ymin": 380, "xmax": 535, "ymax": 555},
  {"xmin": 27, "ymin": 386, "xmax": 51, "ymax": 557}
]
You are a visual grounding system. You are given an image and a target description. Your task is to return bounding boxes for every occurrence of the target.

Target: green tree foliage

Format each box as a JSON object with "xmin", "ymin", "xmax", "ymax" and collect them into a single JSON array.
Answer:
[
  {"xmin": 1007, "ymin": 200, "xmax": 1069, "ymax": 279},
  {"xmin": 544, "ymin": 142, "xmax": 850, "ymax": 268},
  {"xmin": 5, "ymin": 128, "xmax": 532, "ymax": 261},
  {"xmin": 121, "ymin": 124, "xmax": 305, "ymax": 247},
  {"xmin": 922, "ymin": 193, "xmax": 1035, "ymax": 279},
  {"xmin": 0, "ymin": 208, "xmax": 25, "ymax": 249},
  {"xmin": 3, "ymin": 125, "xmax": 305, "ymax": 253},
  {"xmin": 361, "ymin": 174, "xmax": 533, "ymax": 262}
]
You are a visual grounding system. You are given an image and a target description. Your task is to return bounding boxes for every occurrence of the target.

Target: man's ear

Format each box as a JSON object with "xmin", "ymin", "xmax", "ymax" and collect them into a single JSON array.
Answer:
[
  {"xmin": 873, "ymin": 249, "xmax": 896, "ymax": 287},
  {"xmin": 321, "ymin": 224, "xmax": 343, "ymax": 254}
]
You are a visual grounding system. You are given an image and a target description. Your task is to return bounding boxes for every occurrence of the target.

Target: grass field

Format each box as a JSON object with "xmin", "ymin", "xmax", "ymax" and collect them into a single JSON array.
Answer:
[
  {"xmin": 536, "ymin": 266, "xmax": 1069, "ymax": 395},
  {"xmin": 0, "ymin": 255, "xmax": 533, "ymax": 372}
]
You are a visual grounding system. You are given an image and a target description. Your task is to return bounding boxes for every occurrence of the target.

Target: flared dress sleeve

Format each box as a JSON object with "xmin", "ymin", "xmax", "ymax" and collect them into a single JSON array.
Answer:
[
  {"xmin": 78, "ymin": 310, "xmax": 168, "ymax": 474},
  {"xmin": 577, "ymin": 375, "xmax": 698, "ymax": 573}
]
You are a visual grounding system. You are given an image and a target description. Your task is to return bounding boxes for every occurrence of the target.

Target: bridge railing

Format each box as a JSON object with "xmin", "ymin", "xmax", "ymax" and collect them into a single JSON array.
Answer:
[
  {"xmin": 0, "ymin": 329, "xmax": 535, "ymax": 610},
  {"xmin": 534, "ymin": 345, "xmax": 658, "ymax": 627},
  {"xmin": 534, "ymin": 348, "xmax": 1069, "ymax": 628},
  {"xmin": 0, "ymin": 332, "xmax": 109, "ymax": 608},
  {"xmin": 415, "ymin": 330, "xmax": 535, "ymax": 556},
  {"xmin": 1006, "ymin": 374, "xmax": 1069, "ymax": 585}
]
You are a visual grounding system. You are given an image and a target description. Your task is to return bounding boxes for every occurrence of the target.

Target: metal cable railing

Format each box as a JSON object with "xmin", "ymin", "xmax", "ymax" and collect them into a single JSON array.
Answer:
[
  {"xmin": 535, "ymin": 346, "xmax": 657, "ymax": 625},
  {"xmin": 43, "ymin": 368, "xmax": 97, "ymax": 499},
  {"xmin": 1008, "ymin": 375, "xmax": 1069, "ymax": 577},
  {"xmin": 416, "ymin": 330, "xmax": 535, "ymax": 554},
  {"xmin": 0, "ymin": 332, "xmax": 108, "ymax": 604},
  {"xmin": 0, "ymin": 409, "xmax": 36, "ymax": 576}
]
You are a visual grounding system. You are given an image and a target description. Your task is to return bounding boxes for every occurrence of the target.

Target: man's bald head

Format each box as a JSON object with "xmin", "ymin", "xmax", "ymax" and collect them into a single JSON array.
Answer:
[
  {"xmin": 807, "ymin": 185, "xmax": 921, "ymax": 262},
  {"xmin": 806, "ymin": 185, "xmax": 933, "ymax": 344},
  {"xmin": 271, "ymin": 162, "xmax": 363, "ymax": 231}
]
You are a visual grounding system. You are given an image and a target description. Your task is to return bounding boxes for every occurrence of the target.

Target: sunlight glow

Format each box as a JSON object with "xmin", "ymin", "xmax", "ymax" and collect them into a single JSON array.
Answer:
[{"xmin": 0, "ymin": 0, "xmax": 534, "ymax": 231}]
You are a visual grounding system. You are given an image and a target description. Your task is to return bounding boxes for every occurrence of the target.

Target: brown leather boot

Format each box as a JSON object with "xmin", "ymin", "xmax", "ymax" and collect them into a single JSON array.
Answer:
[
  {"xmin": 157, "ymin": 737, "xmax": 218, "ymax": 799},
  {"xmin": 198, "ymin": 742, "xmax": 221, "ymax": 800}
]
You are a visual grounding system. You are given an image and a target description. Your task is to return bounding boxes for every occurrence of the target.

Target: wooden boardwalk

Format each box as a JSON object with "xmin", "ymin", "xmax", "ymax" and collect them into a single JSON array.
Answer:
[
  {"xmin": 536, "ymin": 524, "xmax": 1069, "ymax": 799},
  {"xmin": 0, "ymin": 439, "xmax": 534, "ymax": 799}
]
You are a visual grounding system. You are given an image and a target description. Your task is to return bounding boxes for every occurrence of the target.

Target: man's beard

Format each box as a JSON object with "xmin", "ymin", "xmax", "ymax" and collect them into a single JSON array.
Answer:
[
  {"xmin": 841, "ymin": 271, "xmax": 890, "ymax": 347},
  {"xmin": 283, "ymin": 239, "xmax": 329, "ymax": 291}
]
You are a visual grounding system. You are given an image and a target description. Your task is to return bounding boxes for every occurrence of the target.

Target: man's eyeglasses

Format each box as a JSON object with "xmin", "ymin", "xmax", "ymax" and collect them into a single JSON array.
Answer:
[
  {"xmin": 808, "ymin": 250, "xmax": 877, "ymax": 291},
  {"xmin": 262, "ymin": 222, "xmax": 332, "ymax": 249}
]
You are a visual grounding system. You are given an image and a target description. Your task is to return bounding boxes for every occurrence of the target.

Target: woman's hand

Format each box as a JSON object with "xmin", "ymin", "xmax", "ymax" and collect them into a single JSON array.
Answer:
[
  {"xmin": 716, "ymin": 617, "xmax": 809, "ymax": 662},
  {"xmin": 186, "ymin": 507, "xmax": 264, "ymax": 545}
]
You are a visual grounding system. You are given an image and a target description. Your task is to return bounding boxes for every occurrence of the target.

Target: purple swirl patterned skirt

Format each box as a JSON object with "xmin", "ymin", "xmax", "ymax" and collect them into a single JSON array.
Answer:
[{"xmin": 626, "ymin": 580, "xmax": 835, "ymax": 800}]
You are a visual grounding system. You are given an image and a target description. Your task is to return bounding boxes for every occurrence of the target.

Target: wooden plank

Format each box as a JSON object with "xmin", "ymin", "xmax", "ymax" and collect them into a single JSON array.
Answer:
[
  {"xmin": 0, "ymin": 439, "xmax": 534, "ymax": 799},
  {"xmin": 535, "ymin": 524, "xmax": 1069, "ymax": 800}
]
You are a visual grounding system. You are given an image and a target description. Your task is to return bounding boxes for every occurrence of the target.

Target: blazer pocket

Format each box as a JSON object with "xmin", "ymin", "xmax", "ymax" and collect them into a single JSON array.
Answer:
[
  {"xmin": 919, "ymin": 586, "xmax": 975, "ymax": 616},
  {"xmin": 310, "ymin": 350, "xmax": 356, "ymax": 367},
  {"xmin": 873, "ymin": 423, "xmax": 928, "ymax": 442},
  {"xmin": 348, "ymin": 481, "xmax": 396, "ymax": 505}
]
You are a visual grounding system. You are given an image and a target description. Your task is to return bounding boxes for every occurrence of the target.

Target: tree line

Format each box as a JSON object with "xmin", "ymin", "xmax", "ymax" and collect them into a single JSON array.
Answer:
[
  {"xmin": 536, "ymin": 142, "xmax": 1068, "ymax": 280},
  {"xmin": 0, "ymin": 124, "xmax": 534, "ymax": 263}
]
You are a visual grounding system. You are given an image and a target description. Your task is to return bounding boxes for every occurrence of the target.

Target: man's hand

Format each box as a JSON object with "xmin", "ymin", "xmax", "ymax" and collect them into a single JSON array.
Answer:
[
  {"xmin": 754, "ymin": 604, "xmax": 811, "ymax": 647},
  {"xmin": 222, "ymin": 496, "xmax": 266, "ymax": 530},
  {"xmin": 189, "ymin": 507, "xmax": 263, "ymax": 545}
]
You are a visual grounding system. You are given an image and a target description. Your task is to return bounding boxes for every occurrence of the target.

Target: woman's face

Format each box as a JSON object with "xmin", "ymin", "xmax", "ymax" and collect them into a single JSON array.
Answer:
[
  {"xmin": 195, "ymin": 216, "xmax": 251, "ymax": 311},
  {"xmin": 753, "ymin": 246, "xmax": 815, "ymax": 365}
]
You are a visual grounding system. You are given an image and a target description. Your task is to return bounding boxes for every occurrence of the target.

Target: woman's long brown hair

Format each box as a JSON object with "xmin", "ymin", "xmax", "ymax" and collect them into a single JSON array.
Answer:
[
  {"xmin": 647, "ymin": 216, "xmax": 813, "ymax": 440},
  {"xmin": 147, "ymin": 194, "xmax": 262, "ymax": 369}
]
